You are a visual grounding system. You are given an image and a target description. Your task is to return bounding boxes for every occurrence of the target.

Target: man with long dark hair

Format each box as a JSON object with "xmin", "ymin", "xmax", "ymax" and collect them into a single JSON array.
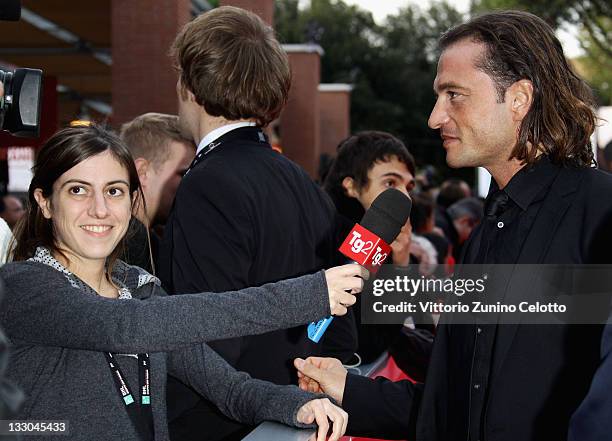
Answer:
[{"xmin": 294, "ymin": 10, "xmax": 612, "ymax": 441}]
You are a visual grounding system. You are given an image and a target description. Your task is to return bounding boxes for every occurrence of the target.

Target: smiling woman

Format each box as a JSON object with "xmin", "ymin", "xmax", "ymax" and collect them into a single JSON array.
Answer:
[
  {"xmin": 13, "ymin": 128, "xmax": 142, "ymax": 297},
  {"xmin": 11, "ymin": 126, "xmax": 143, "ymax": 282},
  {"xmin": 0, "ymin": 125, "xmax": 362, "ymax": 441}
]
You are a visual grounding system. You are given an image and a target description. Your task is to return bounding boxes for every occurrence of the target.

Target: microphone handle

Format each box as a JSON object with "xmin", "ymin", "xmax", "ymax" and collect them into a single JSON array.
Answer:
[
  {"xmin": 308, "ymin": 316, "xmax": 334, "ymax": 343},
  {"xmin": 308, "ymin": 260, "xmax": 361, "ymax": 343}
]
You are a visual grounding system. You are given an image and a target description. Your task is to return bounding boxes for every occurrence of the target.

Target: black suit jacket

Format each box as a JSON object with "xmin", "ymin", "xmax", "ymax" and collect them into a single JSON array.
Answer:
[
  {"xmin": 343, "ymin": 165, "xmax": 612, "ymax": 441},
  {"xmin": 158, "ymin": 127, "xmax": 355, "ymax": 439}
]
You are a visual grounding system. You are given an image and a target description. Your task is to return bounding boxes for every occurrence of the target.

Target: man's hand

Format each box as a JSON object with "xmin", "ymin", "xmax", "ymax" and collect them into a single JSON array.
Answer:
[
  {"xmin": 294, "ymin": 357, "xmax": 348, "ymax": 405},
  {"xmin": 324, "ymin": 264, "xmax": 369, "ymax": 316},
  {"xmin": 391, "ymin": 220, "xmax": 412, "ymax": 266},
  {"xmin": 296, "ymin": 397, "xmax": 348, "ymax": 441}
]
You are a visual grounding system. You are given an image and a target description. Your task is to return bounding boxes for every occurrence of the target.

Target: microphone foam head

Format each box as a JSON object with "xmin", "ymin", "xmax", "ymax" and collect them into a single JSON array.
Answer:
[{"xmin": 360, "ymin": 188, "xmax": 412, "ymax": 244}]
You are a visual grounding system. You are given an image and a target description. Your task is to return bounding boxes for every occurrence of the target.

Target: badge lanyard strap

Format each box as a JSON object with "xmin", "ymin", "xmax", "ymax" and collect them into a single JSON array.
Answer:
[
  {"xmin": 104, "ymin": 352, "xmax": 154, "ymax": 441},
  {"xmin": 184, "ymin": 140, "xmax": 220, "ymax": 176}
]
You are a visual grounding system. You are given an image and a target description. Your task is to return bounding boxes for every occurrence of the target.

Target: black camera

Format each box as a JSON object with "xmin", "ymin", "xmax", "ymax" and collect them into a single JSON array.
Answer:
[
  {"xmin": 0, "ymin": 68, "xmax": 43, "ymax": 137},
  {"xmin": 1, "ymin": 0, "xmax": 43, "ymax": 138}
]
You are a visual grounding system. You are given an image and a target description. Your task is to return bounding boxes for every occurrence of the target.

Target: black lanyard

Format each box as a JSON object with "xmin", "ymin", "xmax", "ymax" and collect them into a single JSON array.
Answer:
[
  {"xmin": 185, "ymin": 140, "xmax": 220, "ymax": 175},
  {"xmin": 104, "ymin": 352, "xmax": 154, "ymax": 441}
]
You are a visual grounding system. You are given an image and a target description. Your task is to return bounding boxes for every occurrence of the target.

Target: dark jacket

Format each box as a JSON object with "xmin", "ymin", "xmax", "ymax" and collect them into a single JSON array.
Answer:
[
  {"xmin": 158, "ymin": 127, "xmax": 355, "ymax": 439},
  {"xmin": 343, "ymin": 165, "xmax": 612, "ymax": 441},
  {"xmin": 569, "ymin": 321, "xmax": 612, "ymax": 441},
  {"xmin": 0, "ymin": 280, "xmax": 23, "ymax": 441}
]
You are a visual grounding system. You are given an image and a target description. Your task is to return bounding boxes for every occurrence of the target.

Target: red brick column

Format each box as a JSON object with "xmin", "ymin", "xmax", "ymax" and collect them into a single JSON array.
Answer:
[
  {"xmin": 319, "ymin": 84, "xmax": 352, "ymax": 157},
  {"xmin": 219, "ymin": 0, "xmax": 274, "ymax": 26},
  {"xmin": 111, "ymin": 0, "xmax": 191, "ymax": 127},
  {"xmin": 280, "ymin": 44, "xmax": 323, "ymax": 178}
]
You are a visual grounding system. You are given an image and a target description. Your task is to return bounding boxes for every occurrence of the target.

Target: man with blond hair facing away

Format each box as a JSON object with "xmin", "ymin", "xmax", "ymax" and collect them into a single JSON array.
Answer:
[
  {"xmin": 120, "ymin": 113, "xmax": 195, "ymax": 273},
  {"xmin": 158, "ymin": 6, "xmax": 354, "ymax": 441}
]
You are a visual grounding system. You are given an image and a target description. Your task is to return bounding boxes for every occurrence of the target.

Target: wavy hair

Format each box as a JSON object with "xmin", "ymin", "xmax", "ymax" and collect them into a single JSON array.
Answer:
[
  {"xmin": 324, "ymin": 131, "xmax": 416, "ymax": 222},
  {"xmin": 440, "ymin": 10, "xmax": 596, "ymax": 167},
  {"xmin": 171, "ymin": 6, "xmax": 291, "ymax": 127}
]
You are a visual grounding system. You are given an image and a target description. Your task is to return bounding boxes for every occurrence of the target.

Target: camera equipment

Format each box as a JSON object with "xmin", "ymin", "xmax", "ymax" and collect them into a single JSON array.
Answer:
[
  {"xmin": 0, "ymin": 0, "xmax": 21, "ymax": 21},
  {"xmin": 0, "ymin": 0, "xmax": 43, "ymax": 137},
  {"xmin": 0, "ymin": 69, "xmax": 43, "ymax": 137}
]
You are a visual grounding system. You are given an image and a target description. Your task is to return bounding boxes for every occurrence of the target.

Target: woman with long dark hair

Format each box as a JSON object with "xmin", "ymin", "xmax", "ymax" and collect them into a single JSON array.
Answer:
[{"xmin": 0, "ymin": 124, "xmax": 365, "ymax": 441}]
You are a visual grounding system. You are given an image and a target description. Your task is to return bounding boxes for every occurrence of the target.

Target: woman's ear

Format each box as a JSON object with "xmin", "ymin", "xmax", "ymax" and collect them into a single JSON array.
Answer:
[
  {"xmin": 342, "ymin": 176, "xmax": 360, "ymax": 199},
  {"xmin": 33, "ymin": 189, "xmax": 52, "ymax": 219}
]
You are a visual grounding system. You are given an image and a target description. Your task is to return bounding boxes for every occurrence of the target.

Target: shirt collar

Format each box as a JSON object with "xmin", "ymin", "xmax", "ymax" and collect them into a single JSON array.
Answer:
[
  {"xmin": 29, "ymin": 246, "xmax": 159, "ymax": 298},
  {"xmin": 488, "ymin": 155, "xmax": 559, "ymax": 211},
  {"xmin": 196, "ymin": 122, "xmax": 257, "ymax": 156}
]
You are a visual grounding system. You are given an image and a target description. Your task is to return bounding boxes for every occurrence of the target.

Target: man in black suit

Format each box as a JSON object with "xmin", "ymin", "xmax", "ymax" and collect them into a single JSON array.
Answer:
[
  {"xmin": 294, "ymin": 10, "xmax": 612, "ymax": 441},
  {"xmin": 158, "ymin": 6, "xmax": 355, "ymax": 441}
]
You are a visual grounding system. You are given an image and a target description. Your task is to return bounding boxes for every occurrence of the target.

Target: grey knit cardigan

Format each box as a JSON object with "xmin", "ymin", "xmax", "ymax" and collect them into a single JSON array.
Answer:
[{"xmin": 0, "ymin": 260, "xmax": 331, "ymax": 441}]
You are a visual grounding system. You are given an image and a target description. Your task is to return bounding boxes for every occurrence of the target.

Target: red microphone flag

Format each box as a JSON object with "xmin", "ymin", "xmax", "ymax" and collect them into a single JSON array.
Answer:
[{"xmin": 338, "ymin": 223, "xmax": 392, "ymax": 274}]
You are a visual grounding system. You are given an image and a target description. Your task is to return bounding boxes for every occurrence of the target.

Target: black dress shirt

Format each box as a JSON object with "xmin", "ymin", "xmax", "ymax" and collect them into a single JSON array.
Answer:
[
  {"xmin": 343, "ymin": 156, "xmax": 612, "ymax": 441},
  {"xmin": 461, "ymin": 156, "xmax": 560, "ymax": 441}
]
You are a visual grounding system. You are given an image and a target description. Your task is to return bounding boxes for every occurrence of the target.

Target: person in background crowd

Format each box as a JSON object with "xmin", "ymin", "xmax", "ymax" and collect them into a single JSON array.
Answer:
[
  {"xmin": 0, "ymin": 124, "xmax": 367, "ymax": 441},
  {"xmin": 0, "ymin": 216, "xmax": 11, "ymax": 264},
  {"xmin": 323, "ymin": 131, "xmax": 434, "ymax": 365},
  {"xmin": 119, "ymin": 113, "xmax": 195, "ymax": 273},
  {"xmin": 295, "ymin": 10, "xmax": 612, "ymax": 441},
  {"xmin": 0, "ymin": 195, "xmax": 25, "ymax": 230},
  {"xmin": 409, "ymin": 193, "xmax": 451, "ymax": 266},
  {"xmin": 434, "ymin": 178, "xmax": 471, "ymax": 247},
  {"xmin": 446, "ymin": 197, "xmax": 484, "ymax": 260},
  {"xmin": 415, "ymin": 165, "xmax": 439, "ymax": 196},
  {"xmin": 435, "ymin": 178, "xmax": 471, "ymax": 210},
  {"xmin": 158, "ymin": 7, "xmax": 356, "ymax": 440},
  {"xmin": 324, "ymin": 131, "xmax": 416, "ymax": 268}
]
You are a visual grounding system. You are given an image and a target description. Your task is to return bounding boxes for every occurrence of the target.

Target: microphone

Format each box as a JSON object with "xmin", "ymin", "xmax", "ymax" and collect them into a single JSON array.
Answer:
[
  {"xmin": 308, "ymin": 188, "xmax": 412, "ymax": 342},
  {"xmin": 0, "ymin": 0, "xmax": 21, "ymax": 21}
]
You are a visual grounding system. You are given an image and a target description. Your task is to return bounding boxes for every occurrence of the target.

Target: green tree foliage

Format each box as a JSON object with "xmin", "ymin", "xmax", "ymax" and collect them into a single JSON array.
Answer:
[
  {"xmin": 473, "ymin": 0, "xmax": 611, "ymax": 57},
  {"xmin": 473, "ymin": 0, "xmax": 611, "ymax": 105},
  {"xmin": 574, "ymin": 17, "xmax": 612, "ymax": 105},
  {"xmin": 274, "ymin": 0, "xmax": 466, "ymax": 178}
]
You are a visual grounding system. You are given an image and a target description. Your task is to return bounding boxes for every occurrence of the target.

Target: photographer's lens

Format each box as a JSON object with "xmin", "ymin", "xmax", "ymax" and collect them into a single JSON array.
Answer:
[{"xmin": 0, "ymin": 68, "xmax": 42, "ymax": 137}]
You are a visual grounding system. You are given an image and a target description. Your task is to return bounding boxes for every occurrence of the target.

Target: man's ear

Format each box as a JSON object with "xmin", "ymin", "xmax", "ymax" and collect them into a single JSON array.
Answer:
[
  {"xmin": 33, "ymin": 189, "xmax": 52, "ymax": 219},
  {"xmin": 178, "ymin": 78, "xmax": 197, "ymax": 103},
  {"xmin": 507, "ymin": 79, "xmax": 534, "ymax": 122},
  {"xmin": 134, "ymin": 158, "xmax": 150, "ymax": 187},
  {"xmin": 342, "ymin": 176, "xmax": 360, "ymax": 199},
  {"xmin": 186, "ymin": 87, "xmax": 197, "ymax": 103}
]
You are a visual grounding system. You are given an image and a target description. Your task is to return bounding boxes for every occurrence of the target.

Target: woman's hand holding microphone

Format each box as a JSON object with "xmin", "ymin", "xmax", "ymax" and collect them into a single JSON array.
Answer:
[{"xmin": 324, "ymin": 264, "xmax": 369, "ymax": 316}]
